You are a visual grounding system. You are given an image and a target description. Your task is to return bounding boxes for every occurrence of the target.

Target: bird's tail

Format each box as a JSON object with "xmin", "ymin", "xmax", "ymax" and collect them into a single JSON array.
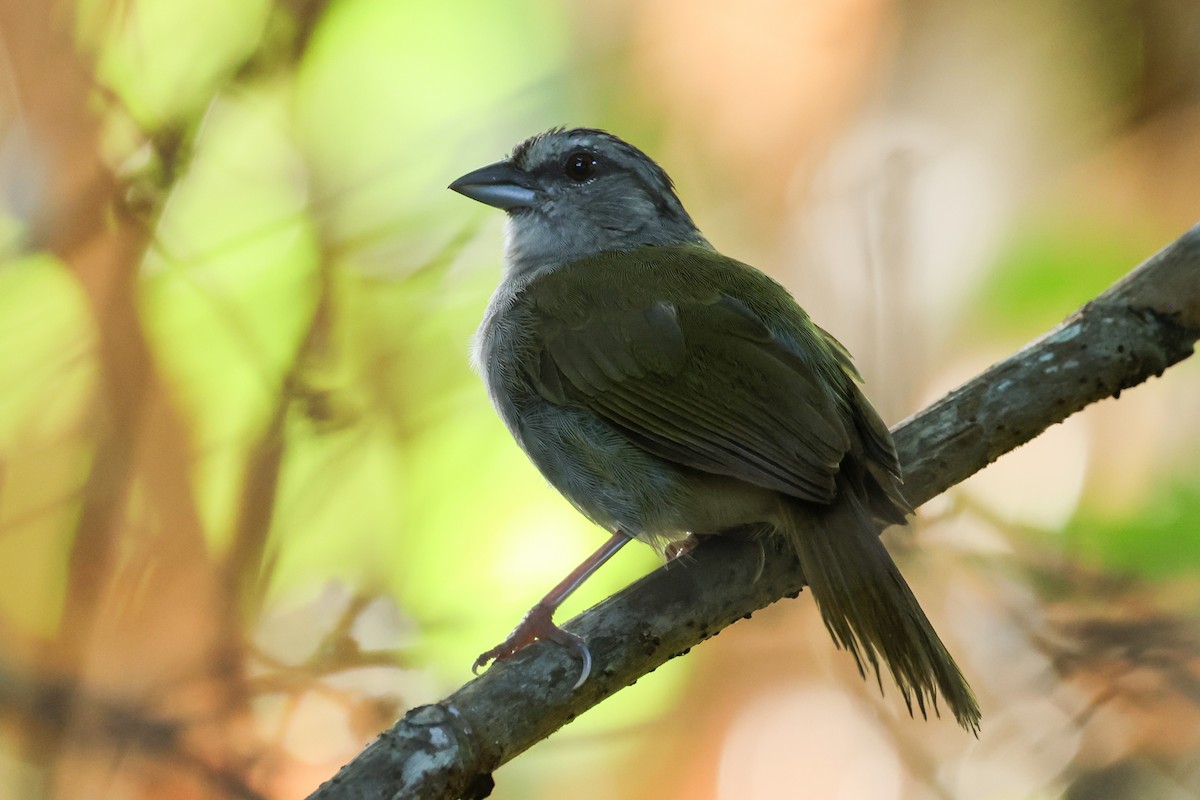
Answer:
[{"xmin": 781, "ymin": 496, "xmax": 981, "ymax": 733}]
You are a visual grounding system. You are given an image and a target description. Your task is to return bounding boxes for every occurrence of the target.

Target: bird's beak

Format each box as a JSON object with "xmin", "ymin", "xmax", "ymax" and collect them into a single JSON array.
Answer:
[{"xmin": 449, "ymin": 160, "xmax": 540, "ymax": 211}]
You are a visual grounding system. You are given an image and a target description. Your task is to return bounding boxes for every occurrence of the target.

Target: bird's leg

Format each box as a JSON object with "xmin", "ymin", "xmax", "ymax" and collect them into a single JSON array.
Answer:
[{"xmin": 473, "ymin": 530, "xmax": 630, "ymax": 688}]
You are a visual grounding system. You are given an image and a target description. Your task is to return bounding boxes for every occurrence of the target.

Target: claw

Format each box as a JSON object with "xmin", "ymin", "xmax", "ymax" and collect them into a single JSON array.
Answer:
[
  {"xmin": 664, "ymin": 532, "xmax": 719, "ymax": 562},
  {"xmin": 564, "ymin": 633, "xmax": 592, "ymax": 689},
  {"xmin": 472, "ymin": 601, "xmax": 592, "ymax": 688},
  {"xmin": 750, "ymin": 538, "xmax": 766, "ymax": 583},
  {"xmin": 664, "ymin": 533, "xmax": 701, "ymax": 561}
]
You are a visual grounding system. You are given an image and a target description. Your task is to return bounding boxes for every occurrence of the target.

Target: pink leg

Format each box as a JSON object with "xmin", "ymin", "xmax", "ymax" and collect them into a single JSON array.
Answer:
[{"xmin": 473, "ymin": 530, "xmax": 631, "ymax": 689}]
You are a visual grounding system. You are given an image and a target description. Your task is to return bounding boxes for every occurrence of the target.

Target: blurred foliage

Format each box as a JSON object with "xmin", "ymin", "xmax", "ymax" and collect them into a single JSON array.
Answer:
[
  {"xmin": 0, "ymin": 253, "xmax": 94, "ymax": 635},
  {"xmin": 78, "ymin": 0, "xmax": 272, "ymax": 127},
  {"xmin": 0, "ymin": 0, "xmax": 1198, "ymax": 799},
  {"xmin": 973, "ymin": 216, "xmax": 1163, "ymax": 335},
  {"xmin": 1068, "ymin": 478, "xmax": 1200, "ymax": 580}
]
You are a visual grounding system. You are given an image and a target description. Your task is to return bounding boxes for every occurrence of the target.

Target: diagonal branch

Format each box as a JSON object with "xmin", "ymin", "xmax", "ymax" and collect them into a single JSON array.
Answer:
[{"xmin": 308, "ymin": 223, "xmax": 1200, "ymax": 800}]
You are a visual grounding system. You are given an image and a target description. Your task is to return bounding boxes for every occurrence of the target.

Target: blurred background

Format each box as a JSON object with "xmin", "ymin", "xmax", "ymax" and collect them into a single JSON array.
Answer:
[{"xmin": 1, "ymin": 1, "xmax": 1199, "ymax": 798}]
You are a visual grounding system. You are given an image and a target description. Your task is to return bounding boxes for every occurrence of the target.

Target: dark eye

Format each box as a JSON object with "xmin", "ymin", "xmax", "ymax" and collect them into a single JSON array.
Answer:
[{"xmin": 564, "ymin": 151, "xmax": 597, "ymax": 182}]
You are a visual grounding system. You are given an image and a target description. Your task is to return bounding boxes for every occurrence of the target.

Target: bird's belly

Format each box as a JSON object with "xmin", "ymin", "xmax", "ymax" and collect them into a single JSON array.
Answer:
[
  {"xmin": 515, "ymin": 403, "xmax": 684, "ymax": 542},
  {"xmin": 479, "ymin": 311, "xmax": 781, "ymax": 549},
  {"xmin": 511, "ymin": 401, "xmax": 782, "ymax": 551}
]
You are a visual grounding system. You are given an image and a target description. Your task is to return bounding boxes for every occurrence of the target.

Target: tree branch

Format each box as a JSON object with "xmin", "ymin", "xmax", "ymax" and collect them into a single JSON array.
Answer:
[{"xmin": 308, "ymin": 223, "xmax": 1200, "ymax": 800}]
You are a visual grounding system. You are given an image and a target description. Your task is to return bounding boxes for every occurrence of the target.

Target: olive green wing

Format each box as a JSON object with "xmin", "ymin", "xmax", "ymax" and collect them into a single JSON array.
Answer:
[
  {"xmin": 814, "ymin": 322, "xmax": 903, "ymax": 480},
  {"xmin": 523, "ymin": 260, "xmax": 854, "ymax": 504}
]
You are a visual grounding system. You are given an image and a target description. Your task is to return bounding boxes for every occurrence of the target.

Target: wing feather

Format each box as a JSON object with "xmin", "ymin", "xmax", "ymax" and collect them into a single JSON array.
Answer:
[{"xmin": 527, "ymin": 251, "xmax": 860, "ymax": 504}]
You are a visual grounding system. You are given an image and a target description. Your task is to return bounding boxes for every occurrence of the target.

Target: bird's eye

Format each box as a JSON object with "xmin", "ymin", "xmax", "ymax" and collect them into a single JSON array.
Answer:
[{"xmin": 564, "ymin": 151, "xmax": 597, "ymax": 182}]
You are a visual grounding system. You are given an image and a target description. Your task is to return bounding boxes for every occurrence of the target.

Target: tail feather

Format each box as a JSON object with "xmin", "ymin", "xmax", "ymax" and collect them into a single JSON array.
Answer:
[{"xmin": 781, "ymin": 495, "xmax": 981, "ymax": 733}]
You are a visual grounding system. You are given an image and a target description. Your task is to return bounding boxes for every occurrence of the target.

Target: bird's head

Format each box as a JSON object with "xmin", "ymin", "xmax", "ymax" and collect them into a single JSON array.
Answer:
[{"xmin": 450, "ymin": 128, "xmax": 709, "ymax": 277}]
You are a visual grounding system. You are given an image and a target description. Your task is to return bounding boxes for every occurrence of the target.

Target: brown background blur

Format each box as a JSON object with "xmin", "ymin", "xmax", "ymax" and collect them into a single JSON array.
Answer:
[{"xmin": 1, "ymin": 1, "xmax": 1199, "ymax": 798}]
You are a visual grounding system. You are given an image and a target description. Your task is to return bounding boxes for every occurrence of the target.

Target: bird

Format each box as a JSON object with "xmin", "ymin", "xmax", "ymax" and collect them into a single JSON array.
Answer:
[{"xmin": 449, "ymin": 127, "xmax": 980, "ymax": 732}]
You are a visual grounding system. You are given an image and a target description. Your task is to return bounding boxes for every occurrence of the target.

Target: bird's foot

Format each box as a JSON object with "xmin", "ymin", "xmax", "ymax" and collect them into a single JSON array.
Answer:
[
  {"xmin": 666, "ymin": 533, "xmax": 766, "ymax": 582},
  {"xmin": 664, "ymin": 532, "xmax": 714, "ymax": 561},
  {"xmin": 472, "ymin": 601, "xmax": 592, "ymax": 689}
]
